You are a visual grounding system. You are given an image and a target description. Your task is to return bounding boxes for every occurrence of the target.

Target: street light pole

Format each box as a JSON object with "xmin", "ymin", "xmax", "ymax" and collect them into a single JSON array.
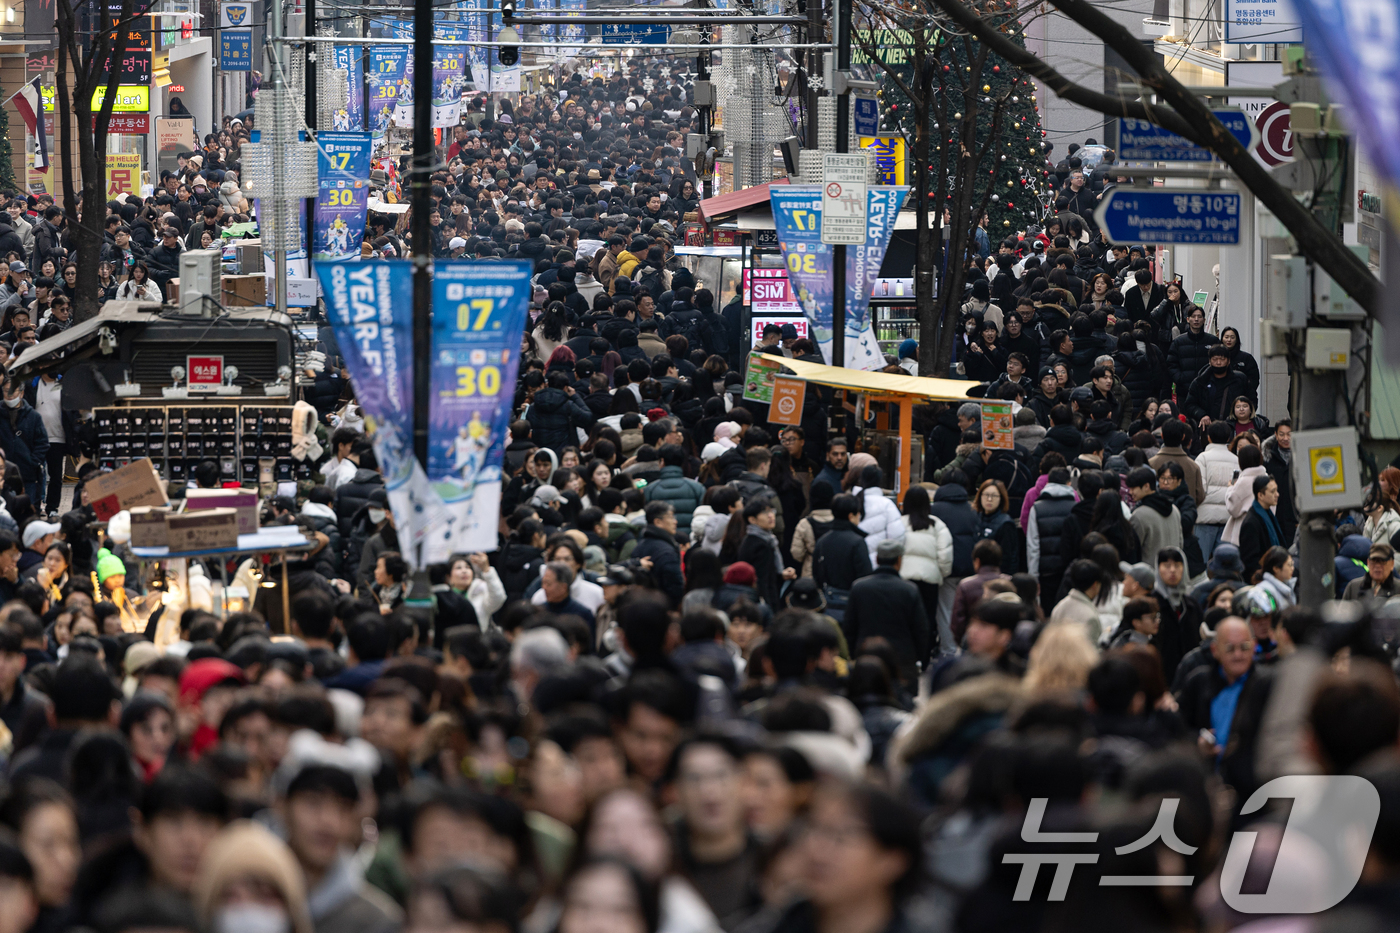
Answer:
[
  {"xmin": 411, "ymin": 0, "xmax": 433, "ymax": 468},
  {"xmin": 832, "ymin": 0, "xmax": 851, "ymax": 370}
]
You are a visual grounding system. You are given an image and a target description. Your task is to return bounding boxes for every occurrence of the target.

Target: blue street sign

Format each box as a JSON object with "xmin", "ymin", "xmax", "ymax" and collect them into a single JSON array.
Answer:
[
  {"xmin": 600, "ymin": 22, "xmax": 670, "ymax": 43},
  {"xmin": 220, "ymin": 29, "xmax": 253, "ymax": 71},
  {"xmin": 1117, "ymin": 110, "xmax": 1258, "ymax": 162},
  {"xmin": 1093, "ymin": 188, "xmax": 1242, "ymax": 244},
  {"xmin": 853, "ymin": 96, "xmax": 879, "ymax": 137}
]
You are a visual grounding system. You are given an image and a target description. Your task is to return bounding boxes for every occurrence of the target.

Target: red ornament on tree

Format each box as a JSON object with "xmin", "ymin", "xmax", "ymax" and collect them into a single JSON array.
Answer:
[{"xmin": 993, "ymin": 65, "xmax": 1000, "ymax": 73}]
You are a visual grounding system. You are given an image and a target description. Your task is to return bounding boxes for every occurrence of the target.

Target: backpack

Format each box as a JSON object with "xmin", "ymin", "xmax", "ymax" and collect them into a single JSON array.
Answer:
[
  {"xmin": 667, "ymin": 311, "xmax": 707, "ymax": 354},
  {"xmin": 636, "ymin": 265, "xmax": 665, "ymax": 296}
]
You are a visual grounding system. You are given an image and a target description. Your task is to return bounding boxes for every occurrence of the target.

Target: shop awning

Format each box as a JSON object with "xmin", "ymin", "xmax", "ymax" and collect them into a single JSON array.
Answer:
[
  {"xmin": 697, "ymin": 179, "xmax": 789, "ymax": 223},
  {"xmin": 758, "ymin": 353, "xmax": 975, "ymax": 401}
]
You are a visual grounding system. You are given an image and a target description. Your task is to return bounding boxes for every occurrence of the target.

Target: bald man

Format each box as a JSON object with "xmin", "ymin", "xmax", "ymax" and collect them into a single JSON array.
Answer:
[{"xmin": 1175, "ymin": 615, "xmax": 1273, "ymax": 791}]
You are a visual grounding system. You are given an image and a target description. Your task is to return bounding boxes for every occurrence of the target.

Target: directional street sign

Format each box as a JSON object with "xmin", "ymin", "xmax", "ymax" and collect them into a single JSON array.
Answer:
[
  {"xmin": 1093, "ymin": 188, "xmax": 1242, "ymax": 245},
  {"xmin": 853, "ymin": 96, "xmax": 880, "ymax": 137},
  {"xmin": 820, "ymin": 153, "xmax": 868, "ymax": 245},
  {"xmin": 1117, "ymin": 110, "xmax": 1260, "ymax": 162}
]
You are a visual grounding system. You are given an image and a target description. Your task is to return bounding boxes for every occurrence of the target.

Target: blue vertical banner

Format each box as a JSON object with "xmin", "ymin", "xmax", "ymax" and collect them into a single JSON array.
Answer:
[
  {"xmin": 432, "ymin": 23, "xmax": 468, "ymax": 127},
  {"xmin": 386, "ymin": 17, "xmax": 416, "ymax": 129},
  {"xmin": 429, "ymin": 260, "xmax": 534, "ymax": 552},
  {"xmin": 1288, "ymin": 0, "xmax": 1400, "ymax": 223},
  {"xmin": 314, "ymin": 132, "xmax": 373, "ymax": 262},
  {"xmin": 462, "ymin": 0, "xmax": 490, "ymax": 90},
  {"xmin": 332, "ymin": 45, "xmax": 364, "ymax": 130},
  {"xmin": 317, "ymin": 262, "xmax": 446, "ymax": 565},
  {"xmin": 848, "ymin": 186, "xmax": 909, "ymax": 370},
  {"xmin": 559, "ymin": 0, "xmax": 586, "ymax": 56},
  {"xmin": 770, "ymin": 185, "xmax": 909, "ymax": 370},
  {"xmin": 769, "ymin": 187, "xmax": 836, "ymax": 360},
  {"xmin": 367, "ymin": 45, "xmax": 408, "ymax": 139}
]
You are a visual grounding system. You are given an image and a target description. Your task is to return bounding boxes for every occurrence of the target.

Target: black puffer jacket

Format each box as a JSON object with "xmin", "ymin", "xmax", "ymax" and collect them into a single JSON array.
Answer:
[
  {"xmin": 1115, "ymin": 348, "xmax": 1157, "ymax": 414},
  {"xmin": 300, "ymin": 505, "xmax": 344, "ymax": 580},
  {"xmin": 1031, "ymin": 424, "xmax": 1083, "ymax": 465},
  {"xmin": 1084, "ymin": 418, "xmax": 1129, "ymax": 456},
  {"xmin": 1184, "ymin": 367, "xmax": 1253, "ymax": 425},
  {"xmin": 1167, "ymin": 329, "xmax": 1215, "ymax": 393},
  {"xmin": 333, "ymin": 468, "xmax": 384, "ymax": 537},
  {"xmin": 526, "ymin": 386, "xmax": 593, "ymax": 453},
  {"xmin": 929, "ymin": 483, "xmax": 981, "ymax": 578},
  {"xmin": 497, "ymin": 542, "xmax": 545, "ymax": 602}
]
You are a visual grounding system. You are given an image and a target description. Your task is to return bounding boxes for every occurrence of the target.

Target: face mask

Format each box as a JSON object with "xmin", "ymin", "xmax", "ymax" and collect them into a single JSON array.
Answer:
[
  {"xmin": 3, "ymin": 396, "xmax": 19, "ymax": 408},
  {"xmin": 215, "ymin": 905, "xmax": 290, "ymax": 933},
  {"xmin": 368, "ymin": 508, "xmax": 386, "ymax": 524}
]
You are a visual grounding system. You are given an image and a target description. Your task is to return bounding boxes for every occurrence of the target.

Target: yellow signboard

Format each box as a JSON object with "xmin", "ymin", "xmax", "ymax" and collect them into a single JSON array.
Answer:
[
  {"xmin": 24, "ymin": 151, "xmax": 49, "ymax": 195},
  {"xmin": 41, "ymin": 84, "xmax": 151, "ymax": 114},
  {"xmin": 859, "ymin": 135, "xmax": 907, "ymax": 186},
  {"xmin": 105, "ymin": 152, "xmax": 141, "ymax": 198},
  {"xmin": 1309, "ymin": 445, "xmax": 1347, "ymax": 495}
]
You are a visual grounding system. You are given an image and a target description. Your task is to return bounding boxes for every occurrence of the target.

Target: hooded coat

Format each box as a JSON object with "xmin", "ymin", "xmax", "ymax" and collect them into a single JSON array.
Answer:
[
  {"xmin": 1129, "ymin": 492, "xmax": 1183, "ymax": 566},
  {"xmin": 526, "ymin": 386, "xmax": 593, "ymax": 453}
]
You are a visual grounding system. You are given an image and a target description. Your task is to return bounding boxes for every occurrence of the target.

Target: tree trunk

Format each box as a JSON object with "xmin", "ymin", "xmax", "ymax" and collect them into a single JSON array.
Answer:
[{"xmin": 913, "ymin": 47, "xmax": 937, "ymax": 377}]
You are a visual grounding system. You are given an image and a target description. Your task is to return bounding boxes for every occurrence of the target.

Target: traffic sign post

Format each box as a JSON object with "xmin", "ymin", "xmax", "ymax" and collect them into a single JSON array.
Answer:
[
  {"xmin": 1117, "ymin": 110, "xmax": 1260, "ymax": 162},
  {"xmin": 1094, "ymin": 188, "xmax": 1242, "ymax": 244},
  {"xmin": 821, "ymin": 153, "xmax": 868, "ymax": 245}
]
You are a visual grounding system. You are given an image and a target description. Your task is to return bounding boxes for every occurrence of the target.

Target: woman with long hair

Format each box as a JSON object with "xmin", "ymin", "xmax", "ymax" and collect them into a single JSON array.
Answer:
[
  {"xmin": 580, "ymin": 459, "xmax": 614, "ymax": 509},
  {"xmin": 115, "ymin": 262, "xmax": 163, "ymax": 302},
  {"xmin": 1086, "ymin": 272, "xmax": 1114, "ymax": 312},
  {"xmin": 899, "ymin": 485, "xmax": 953, "ymax": 636},
  {"xmin": 1091, "ymin": 488, "xmax": 1141, "ymax": 564},
  {"xmin": 1220, "ymin": 325, "xmax": 1261, "ymax": 398},
  {"xmin": 533, "ymin": 301, "xmax": 569, "ymax": 360}
]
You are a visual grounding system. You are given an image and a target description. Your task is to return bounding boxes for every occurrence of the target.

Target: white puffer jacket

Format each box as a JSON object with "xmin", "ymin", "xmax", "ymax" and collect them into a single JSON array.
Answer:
[
  {"xmin": 900, "ymin": 518, "xmax": 954, "ymax": 585},
  {"xmin": 854, "ymin": 485, "xmax": 907, "ymax": 560},
  {"xmin": 1195, "ymin": 443, "xmax": 1240, "ymax": 526}
]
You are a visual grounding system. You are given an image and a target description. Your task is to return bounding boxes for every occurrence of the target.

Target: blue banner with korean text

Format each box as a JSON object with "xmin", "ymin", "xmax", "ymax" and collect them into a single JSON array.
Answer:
[
  {"xmin": 367, "ymin": 45, "xmax": 408, "ymax": 139},
  {"xmin": 432, "ymin": 23, "xmax": 469, "ymax": 128},
  {"xmin": 332, "ymin": 45, "xmax": 364, "ymax": 130},
  {"xmin": 316, "ymin": 261, "xmax": 445, "ymax": 566},
  {"xmin": 769, "ymin": 186, "xmax": 908, "ymax": 370},
  {"xmin": 313, "ymin": 132, "xmax": 373, "ymax": 262},
  {"xmin": 429, "ymin": 260, "xmax": 533, "ymax": 552}
]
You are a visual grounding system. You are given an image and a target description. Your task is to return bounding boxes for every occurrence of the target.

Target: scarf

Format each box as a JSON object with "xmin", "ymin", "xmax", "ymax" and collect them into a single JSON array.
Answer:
[
  {"xmin": 1252, "ymin": 502, "xmax": 1283, "ymax": 548},
  {"xmin": 1155, "ymin": 579, "xmax": 1189, "ymax": 613},
  {"xmin": 745, "ymin": 523, "xmax": 784, "ymax": 580}
]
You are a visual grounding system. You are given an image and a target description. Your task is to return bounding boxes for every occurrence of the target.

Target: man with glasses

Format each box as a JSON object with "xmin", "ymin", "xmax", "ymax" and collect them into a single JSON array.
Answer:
[
  {"xmin": 1176, "ymin": 615, "xmax": 1271, "ymax": 790},
  {"xmin": 1343, "ymin": 543, "xmax": 1400, "ymax": 603}
]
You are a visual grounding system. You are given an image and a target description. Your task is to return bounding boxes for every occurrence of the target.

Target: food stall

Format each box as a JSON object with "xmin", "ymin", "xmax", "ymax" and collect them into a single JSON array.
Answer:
[{"xmin": 756, "ymin": 353, "xmax": 975, "ymax": 502}]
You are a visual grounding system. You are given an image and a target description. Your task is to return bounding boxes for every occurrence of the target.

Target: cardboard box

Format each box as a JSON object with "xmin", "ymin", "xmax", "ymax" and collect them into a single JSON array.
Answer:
[
  {"xmin": 221, "ymin": 274, "xmax": 266, "ymax": 307},
  {"xmin": 165, "ymin": 508, "xmax": 239, "ymax": 552},
  {"xmin": 184, "ymin": 487, "xmax": 261, "ymax": 535},
  {"xmin": 87, "ymin": 458, "xmax": 168, "ymax": 520},
  {"xmin": 129, "ymin": 505, "xmax": 172, "ymax": 548}
]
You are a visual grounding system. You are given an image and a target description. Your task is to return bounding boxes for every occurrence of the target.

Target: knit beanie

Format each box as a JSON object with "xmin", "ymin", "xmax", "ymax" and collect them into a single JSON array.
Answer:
[{"xmin": 96, "ymin": 548, "xmax": 126, "ymax": 585}]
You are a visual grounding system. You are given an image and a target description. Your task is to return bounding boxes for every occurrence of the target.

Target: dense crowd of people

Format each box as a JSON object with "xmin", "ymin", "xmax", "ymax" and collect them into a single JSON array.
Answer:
[{"xmin": 0, "ymin": 58, "xmax": 1397, "ymax": 933}]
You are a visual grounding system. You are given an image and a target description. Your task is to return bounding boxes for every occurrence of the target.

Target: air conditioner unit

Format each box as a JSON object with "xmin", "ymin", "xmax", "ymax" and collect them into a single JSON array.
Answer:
[{"xmin": 179, "ymin": 249, "xmax": 222, "ymax": 316}]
